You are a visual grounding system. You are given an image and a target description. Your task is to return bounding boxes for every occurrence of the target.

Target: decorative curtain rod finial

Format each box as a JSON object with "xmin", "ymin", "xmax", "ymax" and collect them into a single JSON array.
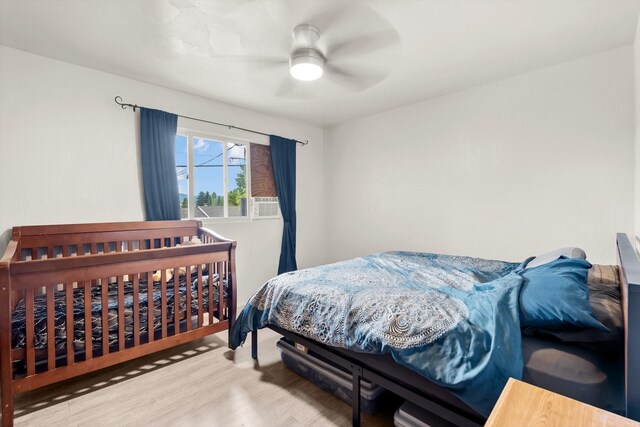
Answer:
[{"xmin": 114, "ymin": 96, "xmax": 138, "ymax": 111}]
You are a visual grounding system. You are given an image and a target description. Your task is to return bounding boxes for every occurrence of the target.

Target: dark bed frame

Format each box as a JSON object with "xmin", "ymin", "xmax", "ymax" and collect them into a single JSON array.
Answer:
[{"xmin": 250, "ymin": 233, "xmax": 640, "ymax": 427}]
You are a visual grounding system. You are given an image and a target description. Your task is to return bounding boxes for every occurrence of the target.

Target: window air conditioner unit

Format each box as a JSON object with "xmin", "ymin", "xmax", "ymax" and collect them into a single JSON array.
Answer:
[{"xmin": 252, "ymin": 197, "xmax": 279, "ymax": 219}]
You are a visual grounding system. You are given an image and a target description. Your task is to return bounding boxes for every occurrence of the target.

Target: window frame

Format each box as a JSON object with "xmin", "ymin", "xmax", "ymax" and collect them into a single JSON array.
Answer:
[{"xmin": 177, "ymin": 128, "xmax": 252, "ymax": 223}]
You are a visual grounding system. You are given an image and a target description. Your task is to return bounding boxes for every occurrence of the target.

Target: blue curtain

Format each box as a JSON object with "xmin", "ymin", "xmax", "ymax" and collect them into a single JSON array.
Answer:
[
  {"xmin": 140, "ymin": 108, "xmax": 180, "ymax": 221},
  {"xmin": 270, "ymin": 135, "xmax": 297, "ymax": 274}
]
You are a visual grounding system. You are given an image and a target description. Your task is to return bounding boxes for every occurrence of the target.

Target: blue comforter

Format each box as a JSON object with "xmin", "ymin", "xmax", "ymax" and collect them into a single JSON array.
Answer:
[{"xmin": 229, "ymin": 252, "xmax": 525, "ymax": 416}]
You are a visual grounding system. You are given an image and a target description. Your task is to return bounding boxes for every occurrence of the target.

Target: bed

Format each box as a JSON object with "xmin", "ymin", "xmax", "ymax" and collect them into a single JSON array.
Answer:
[
  {"xmin": 0, "ymin": 220, "xmax": 237, "ymax": 426},
  {"xmin": 230, "ymin": 234, "xmax": 640, "ymax": 426}
]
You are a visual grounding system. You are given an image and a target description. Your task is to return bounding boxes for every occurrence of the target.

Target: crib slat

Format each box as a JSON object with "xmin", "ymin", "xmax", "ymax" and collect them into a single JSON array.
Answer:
[
  {"xmin": 173, "ymin": 268, "xmax": 180, "ymax": 334},
  {"xmin": 217, "ymin": 262, "xmax": 225, "ymax": 322},
  {"xmin": 101, "ymin": 278, "xmax": 109, "ymax": 354},
  {"xmin": 133, "ymin": 273, "xmax": 140, "ymax": 346},
  {"xmin": 117, "ymin": 275, "xmax": 125, "ymax": 351},
  {"xmin": 197, "ymin": 265, "xmax": 203, "ymax": 328},
  {"xmin": 161, "ymin": 270, "xmax": 167, "ymax": 339},
  {"xmin": 31, "ymin": 248, "xmax": 37, "ymax": 261},
  {"xmin": 47, "ymin": 246, "xmax": 53, "ymax": 259},
  {"xmin": 46, "ymin": 285, "xmax": 55, "ymax": 369},
  {"xmin": 90, "ymin": 242, "xmax": 98, "ymax": 359},
  {"xmin": 185, "ymin": 265, "xmax": 192, "ymax": 331},
  {"xmin": 89, "ymin": 242, "xmax": 98, "ymax": 360},
  {"xmin": 209, "ymin": 263, "xmax": 214, "ymax": 324},
  {"xmin": 25, "ymin": 288, "xmax": 35, "ymax": 376},
  {"xmin": 63, "ymin": 245, "xmax": 70, "ymax": 258},
  {"xmin": 116, "ymin": 241, "xmax": 122, "ymax": 253},
  {"xmin": 103, "ymin": 242, "xmax": 110, "ymax": 254},
  {"xmin": 148, "ymin": 271, "xmax": 154, "ymax": 343},
  {"xmin": 128, "ymin": 241, "xmax": 134, "ymax": 252},
  {"xmin": 65, "ymin": 283, "xmax": 74, "ymax": 365},
  {"xmin": 84, "ymin": 280, "xmax": 92, "ymax": 360}
]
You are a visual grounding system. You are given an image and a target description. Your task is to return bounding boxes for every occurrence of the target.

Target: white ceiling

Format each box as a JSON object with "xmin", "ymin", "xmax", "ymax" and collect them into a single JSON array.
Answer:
[{"xmin": 1, "ymin": 0, "xmax": 639, "ymax": 127}]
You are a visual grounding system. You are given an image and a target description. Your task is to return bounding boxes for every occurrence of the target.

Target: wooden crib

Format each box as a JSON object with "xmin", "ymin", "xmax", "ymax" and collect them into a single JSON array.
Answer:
[{"xmin": 0, "ymin": 220, "xmax": 237, "ymax": 426}]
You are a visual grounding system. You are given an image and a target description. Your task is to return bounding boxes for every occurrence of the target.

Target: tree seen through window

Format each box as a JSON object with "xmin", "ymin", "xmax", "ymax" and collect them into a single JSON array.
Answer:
[{"xmin": 176, "ymin": 134, "xmax": 248, "ymax": 219}]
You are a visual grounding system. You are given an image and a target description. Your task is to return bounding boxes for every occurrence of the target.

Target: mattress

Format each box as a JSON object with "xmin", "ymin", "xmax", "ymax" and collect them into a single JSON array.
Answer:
[
  {"xmin": 11, "ymin": 272, "xmax": 229, "ymax": 353},
  {"xmin": 231, "ymin": 251, "xmax": 527, "ymax": 416},
  {"xmin": 327, "ymin": 335, "xmax": 624, "ymax": 419}
]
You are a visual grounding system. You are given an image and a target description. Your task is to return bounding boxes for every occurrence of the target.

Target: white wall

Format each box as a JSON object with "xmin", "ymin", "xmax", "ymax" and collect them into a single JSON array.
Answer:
[
  {"xmin": 635, "ymin": 18, "xmax": 640, "ymax": 253},
  {"xmin": 325, "ymin": 46, "xmax": 635, "ymax": 265},
  {"xmin": 0, "ymin": 46, "xmax": 326, "ymax": 303}
]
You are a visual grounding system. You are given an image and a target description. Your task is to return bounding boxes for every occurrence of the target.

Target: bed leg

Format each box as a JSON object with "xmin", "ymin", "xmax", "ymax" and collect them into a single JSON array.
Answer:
[
  {"xmin": 351, "ymin": 365, "xmax": 362, "ymax": 427},
  {"xmin": 0, "ymin": 385, "xmax": 13, "ymax": 427},
  {"xmin": 0, "ymin": 284, "xmax": 14, "ymax": 427},
  {"xmin": 251, "ymin": 330, "xmax": 258, "ymax": 359},
  {"xmin": 0, "ymin": 341, "xmax": 12, "ymax": 427}
]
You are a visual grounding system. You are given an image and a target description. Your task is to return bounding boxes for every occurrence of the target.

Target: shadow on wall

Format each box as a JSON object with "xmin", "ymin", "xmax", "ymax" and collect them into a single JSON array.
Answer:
[{"xmin": 0, "ymin": 229, "xmax": 10, "ymax": 257}]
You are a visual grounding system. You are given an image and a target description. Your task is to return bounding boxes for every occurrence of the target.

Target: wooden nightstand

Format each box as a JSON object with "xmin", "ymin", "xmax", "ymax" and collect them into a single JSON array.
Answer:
[{"xmin": 485, "ymin": 378, "xmax": 639, "ymax": 427}]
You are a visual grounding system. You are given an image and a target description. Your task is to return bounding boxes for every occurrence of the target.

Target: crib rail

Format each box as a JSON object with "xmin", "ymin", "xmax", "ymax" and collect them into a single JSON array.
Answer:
[
  {"xmin": 9, "ymin": 244, "xmax": 230, "ymax": 286},
  {"xmin": 0, "ymin": 220, "xmax": 236, "ymax": 426}
]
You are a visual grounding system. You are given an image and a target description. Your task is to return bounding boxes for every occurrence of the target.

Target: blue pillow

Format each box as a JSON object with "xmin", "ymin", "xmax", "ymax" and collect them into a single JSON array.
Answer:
[{"xmin": 519, "ymin": 257, "xmax": 607, "ymax": 330}]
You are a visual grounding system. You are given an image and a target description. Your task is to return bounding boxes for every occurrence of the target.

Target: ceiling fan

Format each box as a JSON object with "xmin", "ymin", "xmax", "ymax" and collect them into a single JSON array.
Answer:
[
  {"xmin": 262, "ymin": 23, "xmax": 400, "ymax": 98},
  {"xmin": 205, "ymin": 3, "xmax": 402, "ymax": 97},
  {"xmin": 165, "ymin": 1, "xmax": 402, "ymax": 97},
  {"xmin": 289, "ymin": 24, "xmax": 325, "ymax": 82}
]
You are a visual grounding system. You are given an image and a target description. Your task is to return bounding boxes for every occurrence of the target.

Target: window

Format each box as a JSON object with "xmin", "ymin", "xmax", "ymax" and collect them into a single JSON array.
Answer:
[{"xmin": 176, "ymin": 131, "xmax": 249, "ymax": 220}]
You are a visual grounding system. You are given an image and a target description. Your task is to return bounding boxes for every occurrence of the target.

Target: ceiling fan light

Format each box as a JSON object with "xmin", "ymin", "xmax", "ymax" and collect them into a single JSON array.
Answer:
[
  {"xmin": 290, "ymin": 62, "xmax": 323, "ymax": 81},
  {"xmin": 290, "ymin": 48, "xmax": 325, "ymax": 81}
]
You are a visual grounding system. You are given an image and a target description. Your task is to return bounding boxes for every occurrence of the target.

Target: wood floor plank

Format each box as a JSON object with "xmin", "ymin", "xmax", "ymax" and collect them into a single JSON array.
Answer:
[{"xmin": 10, "ymin": 328, "xmax": 395, "ymax": 426}]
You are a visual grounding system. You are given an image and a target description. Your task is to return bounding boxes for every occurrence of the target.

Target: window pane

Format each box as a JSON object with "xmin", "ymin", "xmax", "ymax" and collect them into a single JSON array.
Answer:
[
  {"xmin": 227, "ymin": 143, "xmax": 248, "ymax": 217},
  {"xmin": 193, "ymin": 138, "xmax": 224, "ymax": 218},
  {"xmin": 175, "ymin": 134, "xmax": 189, "ymax": 219}
]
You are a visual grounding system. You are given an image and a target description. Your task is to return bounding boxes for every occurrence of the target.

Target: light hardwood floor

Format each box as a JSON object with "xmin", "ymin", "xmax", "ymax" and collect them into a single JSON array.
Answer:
[{"xmin": 11, "ymin": 328, "xmax": 397, "ymax": 426}]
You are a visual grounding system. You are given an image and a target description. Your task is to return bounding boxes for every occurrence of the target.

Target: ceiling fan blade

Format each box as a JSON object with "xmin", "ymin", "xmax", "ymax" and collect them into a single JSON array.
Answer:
[
  {"xmin": 323, "ymin": 64, "xmax": 367, "ymax": 92},
  {"xmin": 300, "ymin": 3, "xmax": 358, "ymax": 34},
  {"xmin": 324, "ymin": 63, "xmax": 387, "ymax": 92},
  {"xmin": 212, "ymin": 55, "xmax": 288, "ymax": 68},
  {"xmin": 275, "ymin": 76, "xmax": 296, "ymax": 98},
  {"xmin": 275, "ymin": 76, "xmax": 315, "ymax": 99},
  {"xmin": 327, "ymin": 29, "xmax": 401, "ymax": 61}
]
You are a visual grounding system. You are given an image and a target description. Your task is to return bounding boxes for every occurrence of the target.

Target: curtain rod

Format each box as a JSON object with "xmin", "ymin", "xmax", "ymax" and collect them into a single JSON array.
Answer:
[{"xmin": 114, "ymin": 96, "xmax": 308, "ymax": 146}]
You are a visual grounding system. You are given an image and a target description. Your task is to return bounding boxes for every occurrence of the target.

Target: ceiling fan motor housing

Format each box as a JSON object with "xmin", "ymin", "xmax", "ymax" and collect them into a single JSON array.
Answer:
[
  {"xmin": 290, "ymin": 47, "xmax": 325, "ymax": 66},
  {"xmin": 292, "ymin": 24, "xmax": 321, "ymax": 48}
]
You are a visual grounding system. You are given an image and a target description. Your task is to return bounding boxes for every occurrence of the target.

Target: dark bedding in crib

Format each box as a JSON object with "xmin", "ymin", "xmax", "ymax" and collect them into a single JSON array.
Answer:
[{"xmin": 11, "ymin": 272, "xmax": 229, "ymax": 352}]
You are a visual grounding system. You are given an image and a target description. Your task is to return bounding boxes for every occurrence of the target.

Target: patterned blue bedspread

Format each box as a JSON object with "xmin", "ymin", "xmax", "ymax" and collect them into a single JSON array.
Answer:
[{"xmin": 229, "ymin": 252, "xmax": 525, "ymax": 416}]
